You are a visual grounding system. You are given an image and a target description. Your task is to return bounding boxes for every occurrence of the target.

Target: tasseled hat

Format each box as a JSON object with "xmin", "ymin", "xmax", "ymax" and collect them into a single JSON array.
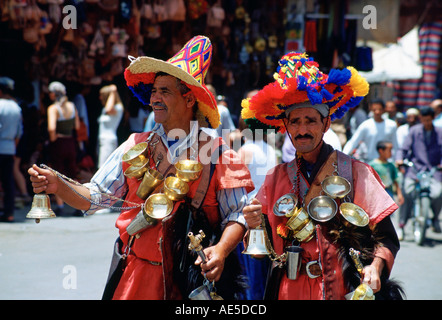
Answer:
[
  {"xmin": 124, "ymin": 35, "xmax": 220, "ymax": 129},
  {"xmin": 241, "ymin": 52, "xmax": 369, "ymax": 133}
]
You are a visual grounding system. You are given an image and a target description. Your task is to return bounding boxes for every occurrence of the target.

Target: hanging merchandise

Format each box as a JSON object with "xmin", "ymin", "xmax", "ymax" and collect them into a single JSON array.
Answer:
[
  {"xmin": 187, "ymin": 0, "xmax": 208, "ymax": 20},
  {"xmin": 88, "ymin": 29, "xmax": 105, "ymax": 56},
  {"xmin": 355, "ymin": 46, "xmax": 373, "ymax": 72},
  {"xmin": 165, "ymin": 0, "xmax": 186, "ymax": 22},
  {"xmin": 153, "ymin": 0, "xmax": 167, "ymax": 22},
  {"xmin": 120, "ymin": 0, "xmax": 133, "ymax": 23},
  {"xmin": 110, "ymin": 28, "xmax": 129, "ymax": 58},
  {"xmin": 98, "ymin": 0, "xmax": 119, "ymax": 12},
  {"xmin": 303, "ymin": 20, "xmax": 317, "ymax": 52},
  {"xmin": 206, "ymin": 1, "xmax": 225, "ymax": 28},
  {"xmin": 140, "ymin": 0, "xmax": 154, "ymax": 20},
  {"xmin": 47, "ymin": 0, "xmax": 63, "ymax": 24}
]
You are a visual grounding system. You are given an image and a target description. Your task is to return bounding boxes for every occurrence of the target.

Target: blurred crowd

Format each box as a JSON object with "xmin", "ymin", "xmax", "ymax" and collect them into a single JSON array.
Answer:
[{"xmin": 1, "ymin": 75, "xmax": 442, "ymax": 233}]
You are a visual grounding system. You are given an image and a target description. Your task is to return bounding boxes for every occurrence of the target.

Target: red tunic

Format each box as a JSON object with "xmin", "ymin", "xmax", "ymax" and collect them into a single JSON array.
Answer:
[
  {"xmin": 112, "ymin": 132, "xmax": 254, "ymax": 299},
  {"xmin": 256, "ymin": 151, "xmax": 398, "ymax": 300}
]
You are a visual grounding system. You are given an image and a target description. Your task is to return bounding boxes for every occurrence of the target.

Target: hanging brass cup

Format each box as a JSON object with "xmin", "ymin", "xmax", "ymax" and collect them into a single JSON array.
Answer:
[
  {"xmin": 286, "ymin": 207, "xmax": 310, "ymax": 232},
  {"xmin": 136, "ymin": 168, "xmax": 165, "ymax": 200},
  {"xmin": 293, "ymin": 219, "xmax": 316, "ymax": 242},
  {"xmin": 164, "ymin": 176, "xmax": 189, "ymax": 201},
  {"xmin": 143, "ymin": 193, "xmax": 173, "ymax": 222},
  {"xmin": 321, "ymin": 175, "xmax": 351, "ymax": 199},
  {"xmin": 273, "ymin": 193, "xmax": 298, "ymax": 217},
  {"xmin": 122, "ymin": 142, "xmax": 149, "ymax": 167},
  {"xmin": 307, "ymin": 196, "xmax": 338, "ymax": 222},
  {"xmin": 339, "ymin": 202, "xmax": 369, "ymax": 227},
  {"xmin": 175, "ymin": 159, "xmax": 203, "ymax": 182},
  {"xmin": 124, "ymin": 161, "xmax": 150, "ymax": 180}
]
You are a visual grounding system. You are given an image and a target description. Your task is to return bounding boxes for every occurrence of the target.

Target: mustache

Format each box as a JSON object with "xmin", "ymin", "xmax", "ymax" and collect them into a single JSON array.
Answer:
[
  {"xmin": 295, "ymin": 134, "xmax": 314, "ymax": 140},
  {"xmin": 150, "ymin": 102, "xmax": 167, "ymax": 109}
]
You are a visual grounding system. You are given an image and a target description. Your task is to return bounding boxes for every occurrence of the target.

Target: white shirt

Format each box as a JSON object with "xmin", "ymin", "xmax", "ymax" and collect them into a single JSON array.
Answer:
[
  {"xmin": 343, "ymin": 118, "xmax": 397, "ymax": 162},
  {"xmin": 239, "ymin": 139, "xmax": 277, "ymax": 199},
  {"xmin": 98, "ymin": 103, "xmax": 123, "ymax": 140}
]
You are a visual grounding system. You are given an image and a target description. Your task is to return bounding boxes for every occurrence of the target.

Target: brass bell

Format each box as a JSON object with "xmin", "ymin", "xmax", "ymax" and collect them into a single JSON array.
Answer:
[
  {"xmin": 26, "ymin": 193, "xmax": 56, "ymax": 223},
  {"xmin": 242, "ymin": 228, "xmax": 270, "ymax": 256}
]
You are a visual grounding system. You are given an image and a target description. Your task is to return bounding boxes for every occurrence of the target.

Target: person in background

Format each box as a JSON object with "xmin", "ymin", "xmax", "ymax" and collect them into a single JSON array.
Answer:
[
  {"xmin": 97, "ymin": 84, "xmax": 124, "ymax": 168},
  {"xmin": 0, "ymin": 77, "xmax": 23, "ymax": 222},
  {"xmin": 71, "ymin": 83, "xmax": 90, "ymax": 154},
  {"xmin": 396, "ymin": 108, "xmax": 420, "ymax": 149},
  {"xmin": 395, "ymin": 106, "xmax": 442, "ymax": 240},
  {"xmin": 430, "ymin": 98, "xmax": 442, "ymax": 128},
  {"xmin": 343, "ymin": 98, "xmax": 398, "ymax": 163},
  {"xmin": 383, "ymin": 100, "xmax": 404, "ymax": 125},
  {"xmin": 369, "ymin": 141, "xmax": 403, "ymax": 204},
  {"xmin": 347, "ymin": 104, "xmax": 367, "ymax": 138},
  {"xmin": 206, "ymin": 84, "xmax": 235, "ymax": 142},
  {"xmin": 47, "ymin": 81, "xmax": 80, "ymax": 215}
]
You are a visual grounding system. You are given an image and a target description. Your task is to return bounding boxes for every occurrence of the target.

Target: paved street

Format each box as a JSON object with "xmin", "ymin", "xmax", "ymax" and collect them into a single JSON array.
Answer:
[{"xmin": 1, "ymin": 203, "xmax": 441, "ymax": 300}]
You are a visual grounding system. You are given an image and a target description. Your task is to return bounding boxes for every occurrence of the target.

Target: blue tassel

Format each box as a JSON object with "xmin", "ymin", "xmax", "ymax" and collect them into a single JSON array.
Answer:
[
  {"xmin": 129, "ymin": 83, "xmax": 153, "ymax": 106},
  {"xmin": 297, "ymin": 76, "xmax": 308, "ymax": 91},
  {"xmin": 320, "ymin": 87, "xmax": 334, "ymax": 101},
  {"xmin": 307, "ymin": 88, "xmax": 323, "ymax": 105},
  {"xmin": 327, "ymin": 68, "xmax": 351, "ymax": 86}
]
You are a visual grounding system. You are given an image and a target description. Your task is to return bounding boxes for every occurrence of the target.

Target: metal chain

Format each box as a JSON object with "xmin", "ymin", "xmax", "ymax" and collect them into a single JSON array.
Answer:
[
  {"xmin": 40, "ymin": 164, "xmax": 143, "ymax": 211},
  {"xmin": 260, "ymin": 213, "xmax": 287, "ymax": 265}
]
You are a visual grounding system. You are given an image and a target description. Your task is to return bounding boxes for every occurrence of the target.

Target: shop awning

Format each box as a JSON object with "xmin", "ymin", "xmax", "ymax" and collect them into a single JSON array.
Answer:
[{"xmin": 359, "ymin": 27, "xmax": 422, "ymax": 83}]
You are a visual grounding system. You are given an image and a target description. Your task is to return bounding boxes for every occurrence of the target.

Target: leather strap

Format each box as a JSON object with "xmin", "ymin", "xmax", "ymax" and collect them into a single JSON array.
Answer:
[{"xmin": 337, "ymin": 151, "xmax": 354, "ymax": 201}]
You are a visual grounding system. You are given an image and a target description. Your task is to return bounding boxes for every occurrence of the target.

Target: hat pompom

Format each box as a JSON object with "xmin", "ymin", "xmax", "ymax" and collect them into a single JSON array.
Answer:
[{"xmin": 240, "ymin": 52, "xmax": 369, "ymax": 132}]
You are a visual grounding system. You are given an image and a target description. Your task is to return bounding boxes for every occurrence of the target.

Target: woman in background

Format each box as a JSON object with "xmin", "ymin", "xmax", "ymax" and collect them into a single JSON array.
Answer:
[
  {"xmin": 97, "ymin": 84, "xmax": 124, "ymax": 168},
  {"xmin": 47, "ymin": 81, "xmax": 80, "ymax": 214}
]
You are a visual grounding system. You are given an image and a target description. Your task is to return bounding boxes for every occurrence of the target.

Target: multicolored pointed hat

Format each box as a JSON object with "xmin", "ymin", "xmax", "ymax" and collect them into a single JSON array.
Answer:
[
  {"xmin": 124, "ymin": 35, "xmax": 219, "ymax": 128},
  {"xmin": 241, "ymin": 52, "xmax": 369, "ymax": 133}
]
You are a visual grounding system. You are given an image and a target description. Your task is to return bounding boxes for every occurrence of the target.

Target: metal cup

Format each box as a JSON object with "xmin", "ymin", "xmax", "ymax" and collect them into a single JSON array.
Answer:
[
  {"xmin": 126, "ymin": 208, "xmax": 156, "ymax": 236},
  {"xmin": 189, "ymin": 285, "xmax": 212, "ymax": 300},
  {"xmin": 286, "ymin": 245, "xmax": 303, "ymax": 280},
  {"xmin": 136, "ymin": 168, "xmax": 164, "ymax": 200}
]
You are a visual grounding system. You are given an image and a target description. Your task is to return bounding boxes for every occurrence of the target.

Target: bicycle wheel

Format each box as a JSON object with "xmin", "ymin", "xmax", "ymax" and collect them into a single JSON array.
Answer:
[{"xmin": 414, "ymin": 197, "xmax": 431, "ymax": 246}]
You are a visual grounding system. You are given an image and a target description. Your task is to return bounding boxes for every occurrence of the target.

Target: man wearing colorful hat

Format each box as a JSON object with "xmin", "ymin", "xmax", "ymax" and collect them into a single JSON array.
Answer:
[
  {"xmin": 28, "ymin": 36, "xmax": 253, "ymax": 299},
  {"xmin": 242, "ymin": 52, "xmax": 402, "ymax": 300}
]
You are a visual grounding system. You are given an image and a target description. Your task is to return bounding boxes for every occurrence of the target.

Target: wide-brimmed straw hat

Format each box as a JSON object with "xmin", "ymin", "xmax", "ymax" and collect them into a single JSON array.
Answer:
[
  {"xmin": 124, "ymin": 35, "xmax": 219, "ymax": 129},
  {"xmin": 241, "ymin": 52, "xmax": 369, "ymax": 133}
]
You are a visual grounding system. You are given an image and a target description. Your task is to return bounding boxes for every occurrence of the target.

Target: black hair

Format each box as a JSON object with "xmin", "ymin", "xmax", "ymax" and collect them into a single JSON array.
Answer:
[
  {"xmin": 370, "ymin": 98, "xmax": 385, "ymax": 108},
  {"xmin": 376, "ymin": 140, "xmax": 393, "ymax": 151},
  {"xmin": 420, "ymin": 106, "xmax": 435, "ymax": 118}
]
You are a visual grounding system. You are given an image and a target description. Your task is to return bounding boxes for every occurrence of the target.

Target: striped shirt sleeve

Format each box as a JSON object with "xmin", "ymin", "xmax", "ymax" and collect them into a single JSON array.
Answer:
[
  {"xmin": 217, "ymin": 187, "xmax": 249, "ymax": 229},
  {"xmin": 82, "ymin": 142, "xmax": 129, "ymax": 215}
]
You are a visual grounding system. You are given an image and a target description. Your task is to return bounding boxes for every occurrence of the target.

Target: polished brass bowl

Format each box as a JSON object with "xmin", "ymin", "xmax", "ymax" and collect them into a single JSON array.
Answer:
[
  {"xmin": 175, "ymin": 159, "xmax": 203, "ymax": 182},
  {"xmin": 143, "ymin": 193, "xmax": 173, "ymax": 221},
  {"xmin": 286, "ymin": 207, "xmax": 310, "ymax": 232},
  {"xmin": 136, "ymin": 168, "xmax": 164, "ymax": 200},
  {"xmin": 164, "ymin": 176, "xmax": 189, "ymax": 201},
  {"xmin": 321, "ymin": 176, "xmax": 351, "ymax": 199},
  {"xmin": 339, "ymin": 202, "xmax": 369, "ymax": 227},
  {"xmin": 307, "ymin": 196, "xmax": 338, "ymax": 222},
  {"xmin": 124, "ymin": 162, "xmax": 149, "ymax": 180},
  {"xmin": 273, "ymin": 193, "xmax": 298, "ymax": 217},
  {"xmin": 294, "ymin": 219, "xmax": 315, "ymax": 243},
  {"xmin": 122, "ymin": 142, "xmax": 149, "ymax": 167}
]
